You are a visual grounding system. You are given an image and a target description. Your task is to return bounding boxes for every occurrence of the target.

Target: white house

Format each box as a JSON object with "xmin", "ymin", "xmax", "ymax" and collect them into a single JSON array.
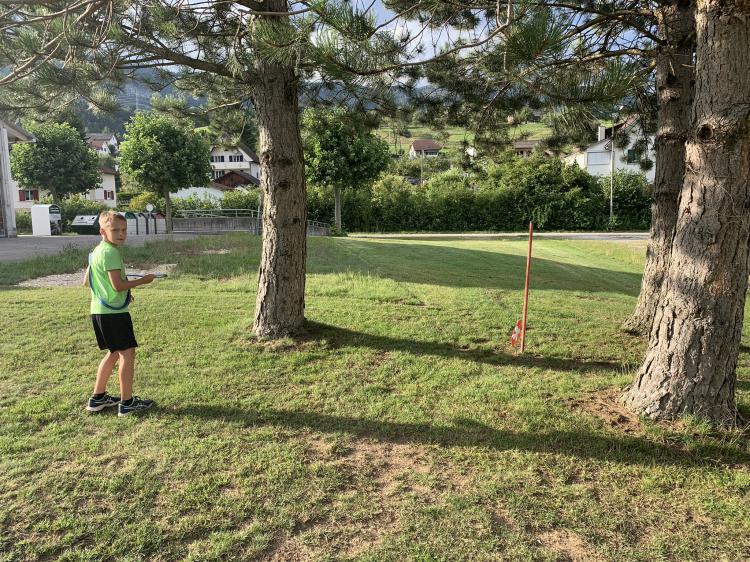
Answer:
[
  {"xmin": 86, "ymin": 133, "xmax": 119, "ymax": 156},
  {"xmin": 83, "ymin": 167, "xmax": 118, "ymax": 207},
  {"xmin": 564, "ymin": 116, "xmax": 656, "ymax": 182},
  {"xmin": 409, "ymin": 139, "xmax": 442, "ymax": 158},
  {"xmin": 15, "ymin": 166, "xmax": 119, "ymax": 210},
  {"xmin": 209, "ymin": 142, "xmax": 261, "ymax": 182},
  {"xmin": 0, "ymin": 120, "xmax": 34, "ymax": 237}
]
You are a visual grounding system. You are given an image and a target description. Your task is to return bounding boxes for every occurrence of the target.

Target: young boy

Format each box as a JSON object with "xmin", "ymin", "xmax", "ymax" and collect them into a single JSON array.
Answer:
[{"xmin": 83, "ymin": 211, "xmax": 155, "ymax": 416}]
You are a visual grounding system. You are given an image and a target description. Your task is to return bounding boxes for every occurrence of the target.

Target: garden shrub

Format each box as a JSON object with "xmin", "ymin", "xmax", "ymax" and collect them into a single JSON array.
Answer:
[
  {"xmin": 39, "ymin": 195, "xmax": 110, "ymax": 230},
  {"xmin": 222, "ymin": 189, "xmax": 260, "ymax": 210},
  {"xmin": 305, "ymin": 158, "xmax": 652, "ymax": 232},
  {"xmin": 15, "ymin": 211, "xmax": 31, "ymax": 234},
  {"xmin": 128, "ymin": 191, "xmax": 165, "ymax": 213},
  {"xmin": 601, "ymin": 171, "xmax": 652, "ymax": 230}
]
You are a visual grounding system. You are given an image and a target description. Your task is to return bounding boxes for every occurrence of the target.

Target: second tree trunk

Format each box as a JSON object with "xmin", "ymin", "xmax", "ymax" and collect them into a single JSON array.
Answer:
[
  {"xmin": 622, "ymin": 0, "xmax": 750, "ymax": 425},
  {"xmin": 622, "ymin": 0, "xmax": 695, "ymax": 335}
]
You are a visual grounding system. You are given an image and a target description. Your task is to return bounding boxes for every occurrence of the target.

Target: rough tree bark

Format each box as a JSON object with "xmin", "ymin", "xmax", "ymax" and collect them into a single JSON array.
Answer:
[
  {"xmin": 163, "ymin": 191, "xmax": 173, "ymax": 233},
  {"xmin": 622, "ymin": 0, "xmax": 695, "ymax": 335},
  {"xmin": 251, "ymin": 0, "xmax": 308, "ymax": 339},
  {"xmin": 621, "ymin": 0, "xmax": 750, "ymax": 425}
]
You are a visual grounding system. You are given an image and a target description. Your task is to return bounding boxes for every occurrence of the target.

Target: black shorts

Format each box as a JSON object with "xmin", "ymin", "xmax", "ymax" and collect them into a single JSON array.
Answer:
[{"xmin": 91, "ymin": 313, "xmax": 139, "ymax": 352}]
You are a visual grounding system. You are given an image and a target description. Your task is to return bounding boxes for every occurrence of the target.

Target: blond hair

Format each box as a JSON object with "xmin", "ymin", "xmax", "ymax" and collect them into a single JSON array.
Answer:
[{"xmin": 99, "ymin": 210, "xmax": 126, "ymax": 229}]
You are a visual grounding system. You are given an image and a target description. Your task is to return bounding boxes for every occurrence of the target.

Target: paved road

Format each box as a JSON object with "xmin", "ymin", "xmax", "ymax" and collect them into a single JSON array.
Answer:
[
  {"xmin": 349, "ymin": 232, "xmax": 649, "ymax": 241},
  {"xmin": 0, "ymin": 233, "xmax": 203, "ymax": 263}
]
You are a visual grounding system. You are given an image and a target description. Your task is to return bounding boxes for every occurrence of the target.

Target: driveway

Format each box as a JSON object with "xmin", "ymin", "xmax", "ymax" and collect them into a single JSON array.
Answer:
[
  {"xmin": 0, "ymin": 233, "xmax": 203, "ymax": 263},
  {"xmin": 349, "ymin": 232, "xmax": 649, "ymax": 241}
]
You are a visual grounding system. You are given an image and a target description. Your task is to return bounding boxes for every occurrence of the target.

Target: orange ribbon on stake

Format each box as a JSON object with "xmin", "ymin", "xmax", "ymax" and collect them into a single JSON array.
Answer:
[{"xmin": 510, "ymin": 320, "xmax": 522, "ymax": 347}]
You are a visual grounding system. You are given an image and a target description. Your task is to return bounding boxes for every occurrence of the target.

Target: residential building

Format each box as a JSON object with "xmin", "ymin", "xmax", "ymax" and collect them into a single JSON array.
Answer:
[
  {"xmin": 564, "ymin": 116, "xmax": 656, "ymax": 182},
  {"xmin": 84, "ymin": 167, "xmax": 118, "ymax": 207},
  {"xmin": 86, "ymin": 133, "xmax": 119, "ymax": 156},
  {"xmin": 514, "ymin": 140, "xmax": 540, "ymax": 158},
  {"xmin": 0, "ymin": 120, "xmax": 33, "ymax": 237},
  {"xmin": 209, "ymin": 143, "xmax": 261, "ymax": 182},
  {"xmin": 213, "ymin": 170, "xmax": 260, "ymax": 189},
  {"xmin": 409, "ymin": 139, "xmax": 442, "ymax": 158},
  {"xmin": 15, "ymin": 166, "xmax": 119, "ymax": 210}
]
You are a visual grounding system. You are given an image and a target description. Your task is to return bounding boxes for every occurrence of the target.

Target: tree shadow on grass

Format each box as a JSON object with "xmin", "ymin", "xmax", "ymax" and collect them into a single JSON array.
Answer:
[
  {"xmin": 300, "ymin": 320, "xmax": 622, "ymax": 375},
  {"xmin": 307, "ymin": 240, "xmax": 643, "ymax": 295},
  {"xmin": 164, "ymin": 404, "xmax": 749, "ymax": 468}
]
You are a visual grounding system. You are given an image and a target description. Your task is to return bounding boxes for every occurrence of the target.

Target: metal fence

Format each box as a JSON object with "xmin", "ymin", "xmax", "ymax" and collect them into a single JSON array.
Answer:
[{"xmin": 173, "ymin": 209, "xmax": 329, "ymax": 236}]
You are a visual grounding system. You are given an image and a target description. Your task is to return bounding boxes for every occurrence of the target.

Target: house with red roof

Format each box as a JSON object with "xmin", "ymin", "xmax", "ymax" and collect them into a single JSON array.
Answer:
[
  {"xmin": 409, "ymin": 139, "xmax": 443, "ymax": 158},
  {"xmin": 86, "ymin": 133, "xmax": 119, "ymax": 156}
]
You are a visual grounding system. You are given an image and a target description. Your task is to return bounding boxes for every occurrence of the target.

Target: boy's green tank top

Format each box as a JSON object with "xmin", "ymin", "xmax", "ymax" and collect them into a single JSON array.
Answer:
[{"xmin": 89, "ymin": 241, "xmax": 129, "ymax": 314}]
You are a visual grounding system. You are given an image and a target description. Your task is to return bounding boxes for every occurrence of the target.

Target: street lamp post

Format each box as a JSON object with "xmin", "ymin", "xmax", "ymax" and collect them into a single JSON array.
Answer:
[{"xmin": 610, "ymin": 118, "xmax": 616, "ymax": 223}]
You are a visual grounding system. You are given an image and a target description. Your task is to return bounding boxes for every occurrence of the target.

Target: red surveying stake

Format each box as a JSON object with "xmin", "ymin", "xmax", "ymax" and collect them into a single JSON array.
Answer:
[{"xmin": 515, "ymin": 221, "xmax": 533, "ymax": 353}]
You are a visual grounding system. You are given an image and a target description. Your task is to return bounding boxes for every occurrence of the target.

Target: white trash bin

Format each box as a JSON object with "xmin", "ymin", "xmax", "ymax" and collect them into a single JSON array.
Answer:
[{"xmin": 31, "ymin": 204, "xmax": 62, "ymax": 236}]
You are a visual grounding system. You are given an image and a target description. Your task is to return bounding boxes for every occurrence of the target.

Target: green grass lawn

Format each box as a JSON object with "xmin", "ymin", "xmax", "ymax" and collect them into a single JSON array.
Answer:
[{"xmin": 1, "ymin": 234, "xmax": 748, "ymax": 561}]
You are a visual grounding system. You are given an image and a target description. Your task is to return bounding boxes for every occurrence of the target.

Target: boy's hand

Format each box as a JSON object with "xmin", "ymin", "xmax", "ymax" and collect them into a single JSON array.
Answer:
[{"xmin": 140, "ymin": 274, "xmax": 156, "ymax": 285}]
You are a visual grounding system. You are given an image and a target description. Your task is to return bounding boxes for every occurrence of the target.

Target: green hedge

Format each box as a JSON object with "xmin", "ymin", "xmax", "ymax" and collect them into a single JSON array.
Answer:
[
  {"xmin": 37, "ymin": 195, "xmax": 111, "ymax": 231},
  {"xmin": 15, "ymin": 211, "xmax": 31, "ymax": 234},
  {"xmin": 307, "ymin": 158, "xmax": 651, "ymax": 232},
  {"xmin": 127, "ymin": 190, "xmax": 260, "ymax": 213}
]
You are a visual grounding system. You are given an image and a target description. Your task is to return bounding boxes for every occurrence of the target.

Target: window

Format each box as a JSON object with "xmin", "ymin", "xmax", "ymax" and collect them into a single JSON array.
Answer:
[
  {"xmin": 627, "ymin": 149, "xmax": 638, "ymax": 164},
  {"xmin": 210, "ymin": 155, "xmax": 226, "ymax": 163},
  {"xmin": 229, "ymin": 154, "xmax": 244, "ymax": 162},
  {"xmin": 19, "ymin": 190, "xmax": 39, "ymax": 202},
  {"xmin": 104, "ymin": 190, "xmax": 115, "ymax": 200},
  {"xmin": 587, "ymin": 151, "xmax": 610, "ymax": 166}
]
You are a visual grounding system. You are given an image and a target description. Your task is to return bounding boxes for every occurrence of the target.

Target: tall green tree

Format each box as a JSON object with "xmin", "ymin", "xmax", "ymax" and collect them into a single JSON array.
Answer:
[
  {"xmin": 303, "ymin": 108, "xmax": 390, "ymax": 232},
  {"xmin": 120, "ymin": 112, "xmax": 210, "ymax": 232},
  {"xmin": 9, "ymin": 122, "xmax": 100, "ymax": 204},
  {"xmin": 0, "ymin": 0, "xmax": 508, "ymax": 338}
]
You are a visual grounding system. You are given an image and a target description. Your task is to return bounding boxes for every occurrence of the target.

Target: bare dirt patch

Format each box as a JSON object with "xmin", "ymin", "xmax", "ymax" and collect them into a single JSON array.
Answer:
[
  {"xmin": 18, "ymin": 264, "xmax": 177, "ymax": 288},
  {"xmin": 567, "ymin": 387, "xmax": 643, "ymax": 435},
  {"xmin": 176, "ymin": 248, "xmax": 231, "ymax": 256},
  {"xmin": 286, "ymin": 435, "xmax": 479, "ymax": 559},
  {"xmin": 264, "ymin": 536, "xmax": 311, "ymax": 562},
  {"xmin": 538, "ymin": 528, "xmax": 604, "ymax": 562}
]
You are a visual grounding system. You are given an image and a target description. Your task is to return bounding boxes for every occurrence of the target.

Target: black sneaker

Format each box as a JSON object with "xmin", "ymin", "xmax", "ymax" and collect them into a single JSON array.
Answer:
[
  {"xmin": 118, "ymin": 396, "xmax": 155, "ymax": 417},
  {"xmin": 86, "ymin": 393, "xmax": 121, "ymax": 412}
]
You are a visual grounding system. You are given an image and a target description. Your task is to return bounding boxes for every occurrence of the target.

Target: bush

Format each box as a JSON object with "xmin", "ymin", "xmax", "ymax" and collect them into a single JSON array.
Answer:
[
  {"xmin": 40, "ymin": 195, "xmax": 111, "ymax": 230},
  {"xmin": 601, "ymin": 171, "xmax": 652, "ymax": 230},
  {"xmin": 222, "ymin": 189, "xmax": 260, "ymax": 210},
  {"xmin": 370, "ymin": 175, "xmax": 425, "ymax": 231},
  {"xmin": 15, "ymin": 211, "xmax": 31, "ymax": 234},
  {"xmin": 128, "ymin": 191, "xmax": 165, "ymax": 213},
  {"xmin": 307, "ymin": 158, "xmax": 651, "ymax": 233},
  {"xmin": 172, "ymin": 194, "xmax": 221, "ymax": 211}
]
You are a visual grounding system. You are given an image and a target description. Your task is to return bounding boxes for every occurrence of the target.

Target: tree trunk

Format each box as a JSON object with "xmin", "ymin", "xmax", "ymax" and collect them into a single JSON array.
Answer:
[
  {"xmin": 334, "ymin": 185, "xmax": 342, "ymax": 232},
  {"xmin": 621, "ymin": 0, "xmax": 750, "ymax": 425},
  {"xmin": 622, "ymin": 0, "xmax": 695, "ymax": 335},
  {"xmin": 164, "ymin": 191, "xmax": 173, "ymax": 233},
  {"xmin": 250, "ymin": 0, "xmax": 307, "ymax": 339}
]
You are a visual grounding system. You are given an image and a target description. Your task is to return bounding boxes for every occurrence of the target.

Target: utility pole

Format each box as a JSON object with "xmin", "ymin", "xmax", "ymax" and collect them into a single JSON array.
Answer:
[{"xmin": 610, "ymin": 118, "xmax": 616, "ymax": 223}]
